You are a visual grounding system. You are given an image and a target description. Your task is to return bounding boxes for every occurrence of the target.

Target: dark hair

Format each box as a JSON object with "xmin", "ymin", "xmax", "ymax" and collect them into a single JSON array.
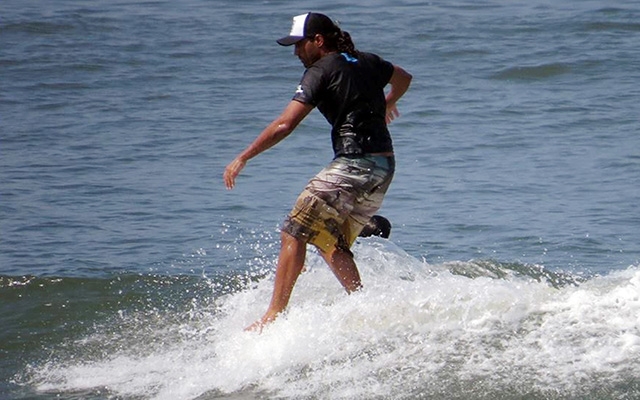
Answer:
[
  {"xmin": 305, "ymin": 13, "xmax": 359, "ymax": 58},
  {"xmin": 336, "ymin": 30, "xmax": 359, "ymax": 58},
  {"xmin": 322, "ymin": 28, "xmax": 359, "ymax": 59}
]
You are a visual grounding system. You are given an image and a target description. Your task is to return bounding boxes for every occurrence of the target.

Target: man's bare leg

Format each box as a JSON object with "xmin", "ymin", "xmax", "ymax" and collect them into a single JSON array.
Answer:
[
  {"xmin": 245, "ymin": 231, "xmax": 306, "ymax": 331},
  {"xmin": 320, "ymin": 246, "xmax": 362, "ymax": 293}
]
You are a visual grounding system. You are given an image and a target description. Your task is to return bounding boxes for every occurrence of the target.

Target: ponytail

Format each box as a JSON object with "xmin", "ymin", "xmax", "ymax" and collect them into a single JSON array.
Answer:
[
  {"xmin": 323, "ymin": 28, "xmax": 359, "ymax": 59},
  {"xmin": 336, "ymin": 30, "xmax": 359, "ymax": 59}
]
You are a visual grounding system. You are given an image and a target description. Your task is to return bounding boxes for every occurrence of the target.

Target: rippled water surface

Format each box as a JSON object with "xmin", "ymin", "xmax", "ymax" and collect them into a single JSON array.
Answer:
[{"xmin": 2, "ymin": 0, "xmax": 639, "ymax": 398}]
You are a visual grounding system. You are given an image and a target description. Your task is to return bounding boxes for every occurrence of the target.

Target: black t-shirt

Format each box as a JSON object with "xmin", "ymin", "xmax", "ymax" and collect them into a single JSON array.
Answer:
[{"xmin": 292, "ymin": 52, "xmax": 395, "ymax": 157}]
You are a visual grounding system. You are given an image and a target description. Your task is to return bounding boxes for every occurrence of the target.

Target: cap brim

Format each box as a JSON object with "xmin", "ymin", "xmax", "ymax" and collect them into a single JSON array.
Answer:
[{"xmin": 276, "ymin": 36, "xmax": 304, "ymax": 46}]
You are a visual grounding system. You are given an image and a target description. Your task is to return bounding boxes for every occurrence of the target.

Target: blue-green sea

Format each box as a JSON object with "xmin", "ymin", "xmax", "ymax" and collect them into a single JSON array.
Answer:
[{"xmin": 2, "ymin": 0, "xmax": 639, "ymax": 398}]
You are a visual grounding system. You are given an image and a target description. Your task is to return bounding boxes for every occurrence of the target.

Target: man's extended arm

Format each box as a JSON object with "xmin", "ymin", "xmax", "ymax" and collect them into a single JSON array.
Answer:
[{"xmin": 224, "ymin": 100, "xmax": 314, "ymax": 189}]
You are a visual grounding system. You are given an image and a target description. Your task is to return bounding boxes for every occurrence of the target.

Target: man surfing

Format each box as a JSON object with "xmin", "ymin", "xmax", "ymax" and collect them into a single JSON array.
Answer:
[{"xmin": 224, "ymin": 12, "xmax": 411, "ymax": 331}]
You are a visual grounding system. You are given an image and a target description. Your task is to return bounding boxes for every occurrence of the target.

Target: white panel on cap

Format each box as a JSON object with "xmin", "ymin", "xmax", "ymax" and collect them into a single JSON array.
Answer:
[{"xmin": 289, "ymin": 13, "xmax": 309, "ymax": 37}]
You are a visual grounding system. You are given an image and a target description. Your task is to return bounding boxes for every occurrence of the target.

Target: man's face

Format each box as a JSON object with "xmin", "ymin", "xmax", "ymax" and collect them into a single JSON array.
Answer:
[{"xmin": 294, "ymin": 36, "xmax": 322, "ymax": 68}]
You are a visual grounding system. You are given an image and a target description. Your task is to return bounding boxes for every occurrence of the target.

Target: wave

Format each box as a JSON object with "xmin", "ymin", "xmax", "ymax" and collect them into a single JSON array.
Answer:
[
  {"xmin": 7, "ymin": 240, "xmax": 640, "ymax": 399},
  {"xmin": 0, "ymin": 21, "xmax": 77, "ymax": 35},
  {"xmin": 583, "ymin": 20, "xmax": 640, "ymax": 33},
  {"xmin": 491, "ymin": 63, "xmax": 572, "ymax": 81}
]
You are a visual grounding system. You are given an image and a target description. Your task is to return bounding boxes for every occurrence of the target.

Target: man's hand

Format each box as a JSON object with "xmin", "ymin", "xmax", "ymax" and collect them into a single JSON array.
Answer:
[
  {"xmin": 386, "ymin": 103, "xmax": 400, "ymax": 124},
  {"xmin": 223, "ymin": 157, "xmax": 246, "ymax": 189}
]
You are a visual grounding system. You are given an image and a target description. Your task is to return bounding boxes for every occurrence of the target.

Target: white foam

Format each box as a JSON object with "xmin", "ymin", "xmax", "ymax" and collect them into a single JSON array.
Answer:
[{"xmin": 29, "ymin": 239, "xmax": 640, "ymax": 399}]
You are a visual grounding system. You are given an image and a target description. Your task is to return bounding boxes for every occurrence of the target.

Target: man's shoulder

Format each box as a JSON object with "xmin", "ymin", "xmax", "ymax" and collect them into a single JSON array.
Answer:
[
  {"xmin": 311, "ymin": 52, "xmax": 378, "ymax": 72},
  {"xmin": 312, "ymin": 52, "xmax": 344, "ymax": 68}
]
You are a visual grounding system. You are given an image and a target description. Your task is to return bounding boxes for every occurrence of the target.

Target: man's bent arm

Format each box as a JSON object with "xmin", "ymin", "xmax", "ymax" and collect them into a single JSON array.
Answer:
[{"xmin": 385, "ymin": 65, "xmax": 412, "ymax": 124}]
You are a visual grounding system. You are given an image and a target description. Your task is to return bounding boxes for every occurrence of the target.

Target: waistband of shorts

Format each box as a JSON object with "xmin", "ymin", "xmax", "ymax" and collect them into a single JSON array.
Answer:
[
  {"xmin": 337, "ymin": 152, "xmax": 394, "ymax": 160},
  {"xmin": 334, "ymin": 153, "xmax": 395, "ymax": 171}
]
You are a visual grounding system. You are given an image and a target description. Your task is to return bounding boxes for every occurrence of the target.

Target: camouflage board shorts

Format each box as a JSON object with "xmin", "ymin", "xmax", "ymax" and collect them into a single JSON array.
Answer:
[{"xmin": 282, "ymin": 155, "xmax": 395, "ymax": 254}]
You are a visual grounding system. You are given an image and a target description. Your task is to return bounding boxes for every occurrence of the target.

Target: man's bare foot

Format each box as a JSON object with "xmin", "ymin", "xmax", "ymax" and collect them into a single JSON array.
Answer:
[
  {"xmin": 244, "ymin": 319, "xmax": 265, "ymax": 333},
  {"xmin": 244, "ymin": 313, "xmax": 277, "ymax": 332}
]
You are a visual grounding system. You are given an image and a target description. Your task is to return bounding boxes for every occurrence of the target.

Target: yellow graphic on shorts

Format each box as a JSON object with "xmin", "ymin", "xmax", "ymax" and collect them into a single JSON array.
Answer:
[{"xmin": 287, "ymin": 190, "xmax": 352, "ymax": 253}]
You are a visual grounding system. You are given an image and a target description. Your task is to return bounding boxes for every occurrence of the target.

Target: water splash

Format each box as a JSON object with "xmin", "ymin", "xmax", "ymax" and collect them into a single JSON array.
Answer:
[{"xmin": 18, "ymin": 239, "xmax": 640, "ymax": 399}]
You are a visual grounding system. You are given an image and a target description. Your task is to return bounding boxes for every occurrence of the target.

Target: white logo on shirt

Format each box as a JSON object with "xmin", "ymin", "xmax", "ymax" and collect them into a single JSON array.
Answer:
[{"xmin": 295, "ymin": 85, "xmax": 304, "ymax": 94}]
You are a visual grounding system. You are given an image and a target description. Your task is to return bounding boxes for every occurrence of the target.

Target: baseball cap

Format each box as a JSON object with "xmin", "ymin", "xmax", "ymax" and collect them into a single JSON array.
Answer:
[{"xmin": 277, "ymin": 12, "xmax": 339, "ymax": 46}]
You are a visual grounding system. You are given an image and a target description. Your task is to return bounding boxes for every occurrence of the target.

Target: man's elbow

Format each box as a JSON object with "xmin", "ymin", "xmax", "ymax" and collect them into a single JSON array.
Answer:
[
  {"xmin": 392, "ymin": 66, "xmax": 413, "ymax": 89},
  {"xmin": 272, "ymin": 120, "xmax": 297, "ymax": 141},
  {"xmin": 401, "ymin": 69, "xmax": 413, "ymax": 86}
]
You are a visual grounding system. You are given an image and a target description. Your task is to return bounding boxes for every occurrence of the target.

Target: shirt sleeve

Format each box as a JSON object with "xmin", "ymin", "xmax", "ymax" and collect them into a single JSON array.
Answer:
[
  {"xmin": 365, "ymin": 52, "xmax": 395, "ymax": 87},
  {"xmin": 292, "ymin": 66, "xmax": 324, "ymax": 106}
]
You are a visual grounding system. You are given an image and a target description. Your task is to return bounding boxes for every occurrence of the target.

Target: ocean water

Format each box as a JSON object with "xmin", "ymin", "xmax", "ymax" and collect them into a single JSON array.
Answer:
[{"xmin": 1, "ymin": 0, "xmax": 639, "ymax": 399}]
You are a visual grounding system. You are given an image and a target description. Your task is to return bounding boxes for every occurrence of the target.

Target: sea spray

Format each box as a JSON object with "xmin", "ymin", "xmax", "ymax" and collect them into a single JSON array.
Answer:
[{"xmin": 21, "ymin": 240, "xmax": 640, "ymax": 399}]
